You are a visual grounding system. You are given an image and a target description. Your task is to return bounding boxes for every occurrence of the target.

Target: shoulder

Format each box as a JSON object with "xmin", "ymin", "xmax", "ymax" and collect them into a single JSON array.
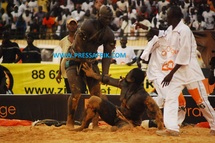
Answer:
[
  {"xmin": 81, "ymin": 19, "xmax": 95, "ymax": 28},
  {"xmin": 11, "ymin": 42, "xmax": 19, "ymax": 47},
  {"xmin": 34, "ymin": 46, "xmax": 41, "ymax": 51},
  {"xmin": 105, "ymin": 26, "xmax": 115, "ymax": 39},
  {"xmin": 177, "ymin": 22, "xmax": 191, "ymax": 34},
  {"xmin": 60, "ymin": 36, "xmax": 68, "ymax": 43}
]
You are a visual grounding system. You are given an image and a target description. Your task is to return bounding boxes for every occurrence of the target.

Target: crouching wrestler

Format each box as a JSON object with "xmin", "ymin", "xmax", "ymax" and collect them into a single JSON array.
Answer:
[{"xmin": 72, "ymin": 63, "xmax": 164, "ymax": 131}]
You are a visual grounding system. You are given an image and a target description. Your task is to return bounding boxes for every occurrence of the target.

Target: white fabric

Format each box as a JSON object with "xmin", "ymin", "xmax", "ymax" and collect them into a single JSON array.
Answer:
[
  {"xmin": 158, "ymin": 20, "xmax": 215, "ymax": 132},
  {"xmin": 141, "ymin": 20, "xmax": 215, "ymax": 132},
  {"xmin": 202, "ymin": 10, "xmax": 215, "ymax": 29},
  {"xmin": 113, "ymin": 46, "xmax": 136, "ymax": 65}
]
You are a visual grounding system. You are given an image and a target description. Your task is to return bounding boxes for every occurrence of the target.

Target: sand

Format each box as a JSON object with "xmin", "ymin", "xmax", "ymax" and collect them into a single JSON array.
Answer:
[{"xmin": 0, "ymin": 124, "xmax": 215, "ymax": 143}]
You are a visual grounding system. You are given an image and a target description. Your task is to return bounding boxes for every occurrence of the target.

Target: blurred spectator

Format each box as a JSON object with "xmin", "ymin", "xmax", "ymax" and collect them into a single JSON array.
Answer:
[
  {"xmin": 120, "ymin": 14, "xmax": 132, "ymax": 37},
  {"xmin": 16, "ymin": 15, "xmax": 27, "ymax": 39},
  {"xmin": 116, "ymin": 0, "xmax": 129, "ymax": 12},
  {"xmin": 0, "ymin": 31, "xmax": 22, "ymax": 63},
  {"xmin": 191, "ymin": 15, "xmax": 206, "ymax": 30},
  {"xmin": 65, "ymin": 0, "xmax": 75, "ymax": 12},
  {"xmin": 134, "ymin": 0, "xmax": 144, "ymax": 13},
  {"xmin": 81, "ymin": 0, "xmax": 93, "ymax": 12},
  {"xmin": 128, "ymin": 5, "xmax": 137, "ymax": 20},
  {"xmin": 50, "ymin": 3, "xmax": 63, "ymax": 17},
  {"xmin": 151, "ymin": 14, "xmax": 160, "ymax": 29},
  {"xmin": 42, "ymin": 12, "xmax": 55, "ymax": 39},
  {"xmin": 10, "ymin": 5, "xmax": 22, "ymax": 36},
  {"xmin": 79, "ymin": 9, "xmax": 96, "ymax": 25},
  {"xmin": 29, "ymin": 18, "xmax": 40, "ymax": 39},
  {"xmin": 71, "ymin": 5, "xmax": 85, "ymax": 22},
  {"xmin": 54, "ymin": 14, "xmax": 67, "ymax": 39},
  {"xmin": 49, "ymin": 0, "xmax": 58, "ymax": 12},
  {"xmin": 110, "ymin": 10, "xmax": 123, "ymax": 36},
  {"xmin": 158, "ymin": 5, "xmax": 167, "ymax": 22},
  {"xmin": 94, "ymin": 0, "xmax": 105, "ymax": 10},
  {"xmin": 180, "ymin": 0, "xmax": 189, "ymax": 20},
  {"xmin": 28, "ymin": 0, "xmax": 38, "ymax": 13},
  {"xmin": 129, "ymin": 17, "xmax": 138, "ymax": 39},
  {"xmin": 72, "ymin": 0, "xmax": 85, "ymax": 9},
  {"xmin": 136, "ymin": 15, "xmax": 151, "ymax": 37},
  {"xmin": 18, "ymin": 1, "xmax": 27, "ymax": 14},
  {"xmin": 157, "ymin": 0, "xmax": 169, "ymax": 13},
  {"xmin": 207, "ymin": 0, "xmax": 215, "ymax": 12},
  {"xmin": 0, "ymin": 66, "xmax": 7, "ymax": 94},
  {"xmin": 0, "ymin": 0, "xmax": 215, "ymax": 40},
  {"xmin": 22, "ymin": 9, "xmax": 33, "ymax": 33},
  {"xmin": 112, "ymin": 36, "xmax": 137, "ymax": 66},
  {"xmin": 21, "ymin": 33, "xmax": 41, "ymax": 63},
  {"xmin": 202, "ymin": 5, "xmax": 215, "ymax": 30},
  {"xmin": 62, "ymin": 8, "xmax": 72, "ymax": 24},
  {"xmin": 209, "ymin": 50, "xmax": 215, "ymax": 85},
  {"xmin": 1, "ymin": 8, "xmax": 10, "ymax": 27},
  {"xmin": 34, "ymin": 6, "xmax": 46, "ymax": 26}
]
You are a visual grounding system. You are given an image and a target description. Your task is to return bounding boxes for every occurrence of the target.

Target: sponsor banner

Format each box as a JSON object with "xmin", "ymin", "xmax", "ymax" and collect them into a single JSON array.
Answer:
[
  {"xmin": 0, "ymin": 64, "xmax": 155, "ymax": 95},
  {"xmin": 1, "ymin": 64, "xmax": 65, "ymax": 94},
  {"xmin": 1, "ymin": 64, "xmax": 214, "ymax": 95}
]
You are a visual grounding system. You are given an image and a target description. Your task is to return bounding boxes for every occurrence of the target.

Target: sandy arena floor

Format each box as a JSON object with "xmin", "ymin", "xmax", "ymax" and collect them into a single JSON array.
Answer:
[{"xmin": 0, "ymin": 124, "xmax": 215, "ymax": 143}]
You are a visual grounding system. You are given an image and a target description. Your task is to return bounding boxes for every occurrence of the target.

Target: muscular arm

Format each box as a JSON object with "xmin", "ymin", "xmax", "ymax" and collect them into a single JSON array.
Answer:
[
  {"xmin": 82, "ymin": 63, "xmax": 121, "ymax": 88},
  {"xmin": 102, "ymin": 44, "xmax": 113, "ymax": 75},
  {"xmin": 102, "ymin": 33, "xmax": 115, "ymax": 75}
]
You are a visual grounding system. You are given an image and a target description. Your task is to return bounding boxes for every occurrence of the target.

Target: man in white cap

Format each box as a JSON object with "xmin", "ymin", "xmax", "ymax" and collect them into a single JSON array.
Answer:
[{"xmin": 56, "ymin": 18, "xmax": 86, "ymax": 94}]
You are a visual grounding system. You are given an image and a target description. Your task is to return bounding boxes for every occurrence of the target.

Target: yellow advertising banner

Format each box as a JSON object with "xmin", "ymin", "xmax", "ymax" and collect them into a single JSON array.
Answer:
[{"xmin": 0, "ymin": 64, "xmax": 155, "ymax": 95}]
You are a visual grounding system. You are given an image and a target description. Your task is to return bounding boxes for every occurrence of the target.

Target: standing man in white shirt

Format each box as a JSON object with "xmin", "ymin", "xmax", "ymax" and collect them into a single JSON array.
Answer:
[{"xmin": 155, "ymin": 5, "xmax": 215, "ymax": 136}]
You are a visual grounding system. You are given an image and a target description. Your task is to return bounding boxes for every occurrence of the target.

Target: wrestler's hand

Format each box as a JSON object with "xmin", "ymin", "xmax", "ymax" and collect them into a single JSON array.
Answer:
[
  {"xmin": 56, "ymin": 72, "xmax": 62, "ymax": 84},
  {"xmin": 82, "ymin": 63, "xmax": 95, "ymax": 77}
]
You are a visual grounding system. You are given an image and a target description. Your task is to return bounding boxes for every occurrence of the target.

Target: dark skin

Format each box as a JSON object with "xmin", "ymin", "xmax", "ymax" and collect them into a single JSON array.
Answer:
[
  {"xmin": 0, "ymin": 34, "xmax": 22, "ymax": 63},
  {"xmin": 71, "ymin": 63, "xmax": 164, "ymax": 131},
  {"xmin": 66, "ymin": 5, "xmax": 115, "ymax": 128}
]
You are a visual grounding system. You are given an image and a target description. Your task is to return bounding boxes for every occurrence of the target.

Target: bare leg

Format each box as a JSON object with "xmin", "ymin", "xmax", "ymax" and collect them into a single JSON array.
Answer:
[
  {"xmin": 72, "ymin": 96, "xmax": 102, "ymax": 131},
  {"xmin": 145, "ymin": 96, "xmax": 164, "ymax": 130},
  {"xmin": 66, "ymin": 66, "xmax": 85, "ymax": 128},
  {"xmin": 66, "ymin": 93, "xmax": 81, "ymax": 128}
]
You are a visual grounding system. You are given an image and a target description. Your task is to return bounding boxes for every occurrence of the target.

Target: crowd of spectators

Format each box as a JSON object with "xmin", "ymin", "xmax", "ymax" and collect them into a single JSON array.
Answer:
[{"xmin": 0, "ymin": 0, "xmax": 215, "ymax": 40}]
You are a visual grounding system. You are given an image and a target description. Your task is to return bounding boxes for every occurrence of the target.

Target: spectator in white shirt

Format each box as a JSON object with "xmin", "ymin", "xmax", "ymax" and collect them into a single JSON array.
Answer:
[
  {"xmin": 116, "ymin": 0, "xmax": 129, "ymax": 12},
  {"xmin": 71, "ymin": 5, "xmax": 85, "ymax": 22},
  {"xmin": 28, "ymin": 0, "xmax": 38, "ymax": 13},
  {"xmin": 202, "ymin": 5, "xmax": 215, "ymax": 30},
  {"xmin": 81, "ymin": 0, "xmax": 93, "ymax": 12},
  {"xmin": 112, "ymin": 36, "xmax": 137, "ymax": 66}
]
